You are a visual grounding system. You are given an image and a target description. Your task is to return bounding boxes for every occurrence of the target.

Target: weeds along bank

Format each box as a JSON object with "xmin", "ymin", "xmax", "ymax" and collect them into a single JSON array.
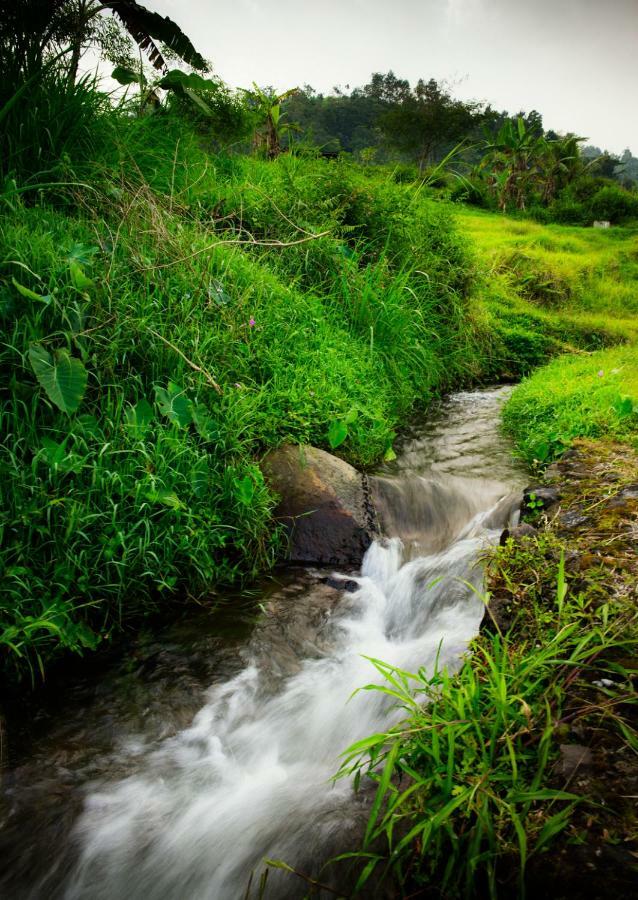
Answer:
[{"xmin": 0, "ymin": 112, "xmax": 491, "ymax": 681}]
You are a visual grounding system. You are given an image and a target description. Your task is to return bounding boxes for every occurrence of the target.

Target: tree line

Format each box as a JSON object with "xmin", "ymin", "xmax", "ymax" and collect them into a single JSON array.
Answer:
[{"xmin": 2, "ymin": 1, "xmax": 637, "ymax": 224}]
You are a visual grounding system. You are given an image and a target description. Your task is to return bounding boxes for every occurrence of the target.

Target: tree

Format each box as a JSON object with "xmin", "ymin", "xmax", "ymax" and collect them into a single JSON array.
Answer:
[
  {"xmin": 480, "ymin": 117, "xmax": 548, "ymax": 210},
  {"xmin": 0, "ymin": 0, "xmax": 206, "ymax": 92},
  {"xmin": 377, "ymin": 77, "xmax": 482, "ymax": 170}
]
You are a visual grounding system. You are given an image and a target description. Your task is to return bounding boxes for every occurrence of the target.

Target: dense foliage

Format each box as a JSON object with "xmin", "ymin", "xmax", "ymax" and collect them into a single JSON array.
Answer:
[{"xmin": 0, "ymin": 82, "xmax": 495, "ymax": 680}]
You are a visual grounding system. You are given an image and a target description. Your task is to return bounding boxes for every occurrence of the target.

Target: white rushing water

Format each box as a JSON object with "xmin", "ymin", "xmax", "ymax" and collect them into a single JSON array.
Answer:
[{"xmin": 58, "ymin": 388, "xmax": 526, "ymax": 900}]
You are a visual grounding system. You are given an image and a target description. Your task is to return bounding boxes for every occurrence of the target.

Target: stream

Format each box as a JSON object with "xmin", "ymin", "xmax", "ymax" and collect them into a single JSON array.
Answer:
[{"xmin": 0, "ymin": 386, "xmax": 527, "ymax": 899}]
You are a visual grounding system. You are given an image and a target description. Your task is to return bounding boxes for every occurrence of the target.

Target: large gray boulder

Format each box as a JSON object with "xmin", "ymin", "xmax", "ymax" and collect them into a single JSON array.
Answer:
[{"xmin": 260, "ymin": 445, "xmax": 379, "ymax": 566}]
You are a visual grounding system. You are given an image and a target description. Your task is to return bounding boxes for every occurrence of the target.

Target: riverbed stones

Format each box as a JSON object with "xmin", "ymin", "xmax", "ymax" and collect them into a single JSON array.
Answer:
[
  {"xmin": 260, "ymin": 445, "xmax": 379, "ymax": 566},
  {"xmin": 499, "ymin": 522, "xmax": 537, "ymax": 545}
]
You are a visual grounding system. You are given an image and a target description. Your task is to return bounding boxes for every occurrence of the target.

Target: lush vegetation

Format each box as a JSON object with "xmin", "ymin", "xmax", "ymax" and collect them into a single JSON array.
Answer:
[
  {"xmin": 2, "ymin": 3, "xmax": 638, "ymax": 896},
  {"xmin": 340, "ymin": 443, "xmax": 638, "ymax": 897},
  {"xmin": 338, "ymin": 571, "xmax": 636, "ymax": 896},
  {"xmin": 1, "ymin": 85, "xmax": 497, "ymax": 680},
  {"xmin": 283, "ymin": 74, "xmax": 638, "ymax": 226},
  {"xmin": 503, "ymin": 347, "xmax": 638, "ymax": 466},
  {"xmin": 463, "ymin": 209, "xmax": 638, "ymax": 376}
]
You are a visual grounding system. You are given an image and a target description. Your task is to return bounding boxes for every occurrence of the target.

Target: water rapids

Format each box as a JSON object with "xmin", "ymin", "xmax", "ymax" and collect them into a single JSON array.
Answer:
[{"xmin": 0, "ymin": 387, "xmax": 527, "ymax": 899}]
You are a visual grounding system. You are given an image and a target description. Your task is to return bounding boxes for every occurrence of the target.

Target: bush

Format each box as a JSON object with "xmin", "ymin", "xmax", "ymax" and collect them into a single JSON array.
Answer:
[
  {"xmin": 450, "ymin": 178, "xmax": 490, "ymax": 208},
  {"xmin": 589, "ymin": 185, "xmax": 638, "ymax": 223},
  {"xmin": 544, "ymin": 199, "xmax": 589, "ymax": 226}
]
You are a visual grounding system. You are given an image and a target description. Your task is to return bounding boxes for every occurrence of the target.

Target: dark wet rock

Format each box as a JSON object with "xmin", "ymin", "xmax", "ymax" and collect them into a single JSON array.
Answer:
[
  {"xmin": 321, "ymin": 575, "xmax": 359, "ymax": 593},
  {"xmin": 559, "ymin": 508, "xmax": 590, "ymax": 529},
  {"xmin": 247, "ymin": 574, "xmax": 346, "ymax": 688},
  {"xmin": 559, "ymin": 743, "xmax": 593, "ymax": 777},
  {"xmin": 522, "ymin": 484, "xmax": 560, "ymax": 515},
  {"xmin": 261, "ymin": 445, "xmax": 379, "ymax": 566},
  {"xmin": 499, "ymin": 522, "xmax": 537, "ymax": 545},
  {"xmin": 618, "ymin": 483, "xmax": 638, "ymax": 500}
]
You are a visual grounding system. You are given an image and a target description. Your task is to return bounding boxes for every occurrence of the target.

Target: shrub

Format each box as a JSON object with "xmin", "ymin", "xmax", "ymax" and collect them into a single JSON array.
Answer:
[{"xmin": 589, "ymin": 185, "xmax": 638, "ymax": 223}]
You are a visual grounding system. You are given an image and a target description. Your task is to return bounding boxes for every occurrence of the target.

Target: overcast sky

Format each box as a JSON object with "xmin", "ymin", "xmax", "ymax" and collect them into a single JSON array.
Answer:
[{"xmin": 140, "ymin": 0, "xmax": 637, "ymax": 152}]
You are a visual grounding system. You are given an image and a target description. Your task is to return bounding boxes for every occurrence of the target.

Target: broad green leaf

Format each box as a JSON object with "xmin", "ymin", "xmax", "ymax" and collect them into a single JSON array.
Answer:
[
  {"xmin": 155, "ymin": 382, "xmax": 192, "ymax": 428},
  {"xmin": 234, "ymin": 475, "xmax": 255, "ymax": 506},
  {"xmin": 327, "ymin": 419, "xmax": 348, "ymax": 449},
  {"xmin": 191, "ymin": 402, "xmax": 216, "ymax": 440},
  {"xmin": 112, "ymin": 65, "xmax": 141, "ymax": 85},
  {"xmin": 40, "ymin": 436, "xmax": 68, "ymax": 467},
  {"xmin": 69, "ymin": 260, "xmax": 95, "ymax": 292},
  {"xmin": 344, "ymin": 407, "xmax": 358, "ymax": 425},
  {"xmin": 157, "ymin": 70, "xmax": 218, "ymax": 92},
  {"xmin": 146, "ymin": 489, "xmax": 184, "ymax": 510},
  {"xmin": 384, "ymin": 445, "xmax": 397, "ymax": 462},
  {"xmin": 125, "ymin": 398, "xmax": 154, "ymax": 438},
  {"xmin": 67, "ymin": 243, "xmax": 98, "ymax": 266},
  {"xmin": 182, "ymin": 86, "xmax": 214, "ymax": 115},
  {"xmin": 29, "ymin": 345, "xmax": 88, "ymax": 414},
  {"xmin": 12, "ymin": 277, "xmax": 51, "ymax": 304}
]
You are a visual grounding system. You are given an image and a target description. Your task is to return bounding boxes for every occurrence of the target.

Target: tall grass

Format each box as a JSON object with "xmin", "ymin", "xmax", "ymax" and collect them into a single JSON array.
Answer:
[
  {"xmin": 1, "ymin": 70, "xmax": 110, "ymax": 185},
  {"xmin": 0, "ymin": 98, "xmax": 491, "ymax": 681}
]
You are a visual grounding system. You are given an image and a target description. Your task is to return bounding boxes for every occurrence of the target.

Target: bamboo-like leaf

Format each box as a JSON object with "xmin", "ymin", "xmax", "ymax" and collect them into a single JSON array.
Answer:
[{"xmin": 364, "ymin": 741, "xmax": 399, "ymax": 847}]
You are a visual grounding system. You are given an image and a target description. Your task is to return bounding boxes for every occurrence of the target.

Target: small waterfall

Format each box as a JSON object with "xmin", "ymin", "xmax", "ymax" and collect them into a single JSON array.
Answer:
[{"xmin": 0, "ymin": 387, "xmax": 527, "ymax": 899}]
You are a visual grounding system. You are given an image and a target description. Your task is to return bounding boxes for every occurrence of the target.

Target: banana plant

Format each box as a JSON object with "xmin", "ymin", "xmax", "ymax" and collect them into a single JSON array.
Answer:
[
  {"xmin": 539, "ymin": 134, "xmax": 586, "ymax": 203},
  {"xmin": 242, "ymin": 84, "xmax": 299, "ymax": 159},
  {"xmin": 481, "ymin": 117, "xmax": 547, "ymax": 210},
  {"xmin": 3, "ymin": 0, "xmax": 207, "ymax": 87},
  {"xmin": 112, "ymin": 66, "xmax": 223, "ymax": 117}
]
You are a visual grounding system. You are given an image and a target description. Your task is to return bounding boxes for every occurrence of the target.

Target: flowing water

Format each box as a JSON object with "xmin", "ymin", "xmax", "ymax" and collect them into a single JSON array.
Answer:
[{"xmin": 0, "ymin": 387, "xmax": 527, "ymax": 899}]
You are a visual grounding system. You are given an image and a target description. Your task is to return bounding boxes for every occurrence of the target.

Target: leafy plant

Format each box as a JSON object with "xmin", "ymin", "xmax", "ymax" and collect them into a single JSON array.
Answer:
[{"xmin": 28, "ymin": 345, "xmax": 88, "ymax": 414}]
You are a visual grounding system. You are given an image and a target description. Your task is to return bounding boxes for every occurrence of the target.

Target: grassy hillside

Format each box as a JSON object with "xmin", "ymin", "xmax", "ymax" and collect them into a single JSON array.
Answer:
[
  {"xmin": 460, "ymin": 208, "xmax": 638, "ymax": 377},
  {"xmin": 2, "ymin": 88, "xmax": 637, "ymax": 683},
  {"xmin": 461, "ymin": 212, "xmax": 638, "ymax": 465},
  {"xmin": 0, "ymin": 112, "xmax": 491, "ymax": 680}
]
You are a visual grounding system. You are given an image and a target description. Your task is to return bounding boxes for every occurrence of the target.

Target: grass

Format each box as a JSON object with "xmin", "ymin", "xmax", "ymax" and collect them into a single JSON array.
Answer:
[
  {"xmin": 502, "ymin": 346, "xmax": 638, "ymax": 466},
  {"xmin": 0, "ymin": 106, "xmax": 492, "ymax": 682},
  {"xmin": 458, "ymin": 208, "xmax": 638, "ymax": 378}
]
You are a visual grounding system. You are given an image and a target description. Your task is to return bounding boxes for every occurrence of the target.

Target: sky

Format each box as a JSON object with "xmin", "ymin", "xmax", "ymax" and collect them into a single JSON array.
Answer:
[{"xmin": 125, "ymin": 0, "xmax": 638, "ymax": 153}]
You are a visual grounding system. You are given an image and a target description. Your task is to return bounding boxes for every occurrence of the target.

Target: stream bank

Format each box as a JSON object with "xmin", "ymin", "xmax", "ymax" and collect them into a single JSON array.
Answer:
[{"xmin": 486, "ymin": 439, "xmax": 638, "ymax": 898}]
